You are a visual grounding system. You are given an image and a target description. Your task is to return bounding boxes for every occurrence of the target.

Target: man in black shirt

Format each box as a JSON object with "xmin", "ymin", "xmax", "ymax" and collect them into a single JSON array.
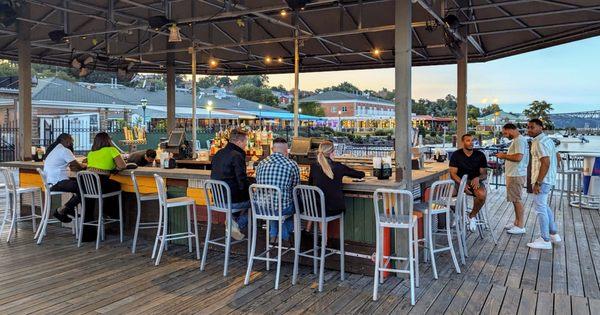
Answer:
[
  {"xmin": 449, "ymin": 134, "xmax": 488, "ymax": 232},
  {"xmin": 127, "ymin": 149, "xmax": 156, "ymax": 167}
]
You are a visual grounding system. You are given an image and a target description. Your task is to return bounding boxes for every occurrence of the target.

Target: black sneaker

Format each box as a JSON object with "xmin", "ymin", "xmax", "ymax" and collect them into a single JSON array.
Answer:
[{"xmin": 53, "ymin": 208, "xmax": 72, "ymax": 223}]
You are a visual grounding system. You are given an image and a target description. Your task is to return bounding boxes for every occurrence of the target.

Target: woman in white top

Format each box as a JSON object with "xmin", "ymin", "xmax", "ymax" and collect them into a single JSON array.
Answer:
[{"xmin": 42, "ymin": 133, "xmax": 86, "ymax": 223}]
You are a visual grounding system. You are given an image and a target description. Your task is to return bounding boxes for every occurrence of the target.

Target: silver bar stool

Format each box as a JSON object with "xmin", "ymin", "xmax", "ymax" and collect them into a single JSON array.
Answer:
[
  {"xmin": 291, "ymin": 185, "xmax": 345, "ymax": 292},
  {"xmin": 151, "ymin": 174, "xmax": 200, "ymax": 266},
  {"xmin": 201, "ymin": 179, "xmax": 251, "ymax": 276},
  {"xmin": 245, "ymin": 184, "xmax": 296, "ymax": 290},
  {"xmin": 35, "ymin": 168, "xmax": 79, "ymax": 244},
  {"xmin": 417, "ymin": 179, "xmax": 461, "ymax": 279},
  {"xmin": 465, "ymin": 170, "xmax": 498, "ymax": 245},
  {"xmin": 450, "ymin": 174, "xmax": 469, "ymax": 265},
  {"xmin": 76, "ymin": 171, "xmax": 123, "ymax": 250},
  {"xmin": 372, "ymin": 189, "xmax": 419, "ymax": 305},
  {"xmin": 0, "ymin": 167, "xmax": 43, "ymax": 243},
  {"xmin": 130, "ymin": 171, "xmax": 160, "ymax": 254}
]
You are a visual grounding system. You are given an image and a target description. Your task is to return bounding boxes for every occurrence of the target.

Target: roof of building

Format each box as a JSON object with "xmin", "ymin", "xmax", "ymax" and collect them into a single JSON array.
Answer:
[
  {"xmin": 33, "ymin": 78, "xmax": 131, "ymax": 106},
  {"xmin": 300, "ymin": 91, "xmax": 394, "ymax": 105},
  {"xmin": 477, "ymin": 110, "xmax": 528, "ymax": 124}
]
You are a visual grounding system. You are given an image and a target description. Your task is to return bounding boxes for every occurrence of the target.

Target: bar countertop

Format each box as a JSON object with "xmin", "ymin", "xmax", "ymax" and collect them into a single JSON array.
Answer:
[{"xmin": 0, "ymin": 161, "xmax": 449, "ymax": 193}]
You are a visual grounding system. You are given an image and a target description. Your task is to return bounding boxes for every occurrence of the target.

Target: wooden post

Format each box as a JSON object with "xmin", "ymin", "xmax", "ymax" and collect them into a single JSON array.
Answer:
[
  {"xmin": 293, "ymin": 27, "xmax": 300, "ymax": 138},
  {"xmin": 17, "ymin": 3, "xmax": 32, "ymax": 161},
  {"xmin": 166, "ymin": 50, "xmax": 176, "ymax": 132},
  {"xmin": 456, "ymin": 29, "xmax": 468, "ymax": 148},
  {"xmin": 190, "ymin": 47, "xmax": 197, "ymax": 156}
]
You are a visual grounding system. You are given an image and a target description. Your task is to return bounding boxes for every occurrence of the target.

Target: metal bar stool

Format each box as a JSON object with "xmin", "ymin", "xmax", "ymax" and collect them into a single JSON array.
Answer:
[
  {"xmin": 450, "ymin": 174, "xmax": 469, "ymax": 265},
  {"xmin": 0, "ymin": 167, "xmax": 43, "ymax": 242},
  {"xmin": 464, "ymin": 170, "xmax": 498, "ymax": 245},
  {"xmin": 76, "ymin": 171, "xmax": 123, "ymax": 250},
  {"xmin": 372, "ymin": 189, "xmax": 419, "ymax": 305},
  {"xmin": 151, "ymin": 174, "xmax": 200, "ymax": 266},
  {"xmin": 245, "ymin": 184, "xmax": 296, "ymax": 290},
  {"xmin": 291, "ymin": 185, "xmax": 345, "ymax": 292},
  {"xmin": 34, "ymin": 168, "xmax": 79, "ymax": 244},
  {"xmin": 417, "ymin": 179, "xmax": 461, "ymax": 279},
  {"xmin": 130, "ymin": 171, "xmax": 160, "ymax": 254},
  {"xmin": 201, "ymin": 179, "xmax": 252, "ymax": 276}
]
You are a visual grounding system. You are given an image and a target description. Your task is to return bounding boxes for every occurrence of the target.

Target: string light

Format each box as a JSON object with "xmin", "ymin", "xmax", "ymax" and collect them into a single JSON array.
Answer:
[
  {"xmin": 280, "ymin": 9, "xmax": 287, "ymax": 17},
  {"xmin": 372, "ymin": 48, "xmax": 381, "ymax": 57},
  {"xmin": 265, "ymin": 56, "xmax": 272, "ymax": 64},
  {"xmin": 277, "ymin": 57, "xmax": 283, "ymax": 63},
  {"xmin": 209, "ymin": 58, "xmax": 218, "ymax": 68}
]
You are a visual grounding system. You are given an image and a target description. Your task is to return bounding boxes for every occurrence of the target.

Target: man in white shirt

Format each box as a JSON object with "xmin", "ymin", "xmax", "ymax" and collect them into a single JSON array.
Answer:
[
  {"xmin": 497, "ymin": 123, "xmax": 529, "ymax": 235},
  {"xmin": 43, "ymin": 134, "xmax": 86, "ymax": 223},
  {"xmin": 526, "ymin": 119, "xmax": 561, "ymax": 250}
]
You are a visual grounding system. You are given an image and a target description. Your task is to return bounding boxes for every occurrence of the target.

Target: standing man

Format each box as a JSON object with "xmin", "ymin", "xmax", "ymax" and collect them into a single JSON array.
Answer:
[
  {"xmin": 126, "ymin": 149, "xmax": 157, "ymax": 167},
  {"xmin": 449, "ymin": 134, "xmax": 488, "ymax": 232},
  {"xmin": 255, "ymin": 138, "xmax": 300, "ymax": 244},
  {"xmin": 211, "ymin": 128, "xmax": 250, "ymax": 241},
  {"xmin": 497, "ymin": 123, "xmax": 528, "ymax": 235},
  {"xmin": 527, "ymin": 118, "xmax": 561, "ymax": 249}
]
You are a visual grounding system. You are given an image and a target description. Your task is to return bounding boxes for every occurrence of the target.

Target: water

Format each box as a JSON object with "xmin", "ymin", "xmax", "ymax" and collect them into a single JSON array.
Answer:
[{"xmin": 557, "ymin": 135, "xmax": 600, "ymax": 153}]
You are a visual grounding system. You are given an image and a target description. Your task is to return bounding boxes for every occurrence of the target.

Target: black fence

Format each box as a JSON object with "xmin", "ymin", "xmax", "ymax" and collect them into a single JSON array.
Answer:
[{"xmin": 0, "ymin": 121, "xmax": 18, "ymax": 162}]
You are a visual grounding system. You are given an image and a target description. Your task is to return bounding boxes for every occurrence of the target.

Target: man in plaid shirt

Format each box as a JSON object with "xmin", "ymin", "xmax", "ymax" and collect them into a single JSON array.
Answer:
[{"xmin": 256, "ymin": 138, "xmax": 300, "ymax": 243}]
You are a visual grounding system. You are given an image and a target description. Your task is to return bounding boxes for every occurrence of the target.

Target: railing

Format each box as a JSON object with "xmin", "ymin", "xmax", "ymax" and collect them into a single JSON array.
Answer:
[{"xmin": 0, "ymin": 121, "xmax": 18, "ymax": 162}]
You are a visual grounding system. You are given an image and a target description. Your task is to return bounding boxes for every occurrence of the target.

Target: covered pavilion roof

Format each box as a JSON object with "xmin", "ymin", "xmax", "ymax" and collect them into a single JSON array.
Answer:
[{"xmin": 1, "ymin": 0, "xmax": 600, "ymax": 75}]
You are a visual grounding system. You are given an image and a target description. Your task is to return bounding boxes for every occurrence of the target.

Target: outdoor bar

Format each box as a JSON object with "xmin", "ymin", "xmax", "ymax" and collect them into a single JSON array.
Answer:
[{"xmin": 1, "ymin": 0, "xmax": 600, "ymax": 313}]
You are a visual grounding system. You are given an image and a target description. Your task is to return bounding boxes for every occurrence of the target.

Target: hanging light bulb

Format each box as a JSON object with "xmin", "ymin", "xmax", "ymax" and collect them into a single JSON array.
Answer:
[
  {"xmin": 277, "ymin": 57, "xmax": 283, "ymax": 63},
  {"xmin": 168, "ymin": 24, "xmax": 182, "ymax": 42},
  {"xmin": 265, "ymin": 56, "xmax": 272, "ymax": 64},
  {"xmin": 209, "ymin": 58, "xmax": 218, "ymax": 68},
  {"xmin": 280, "ymin": 9, "xmax": 287, "ymax": 17},
  {"xmin": 372, "ymin": 48, "xmax": 381, "ymax": 57}
]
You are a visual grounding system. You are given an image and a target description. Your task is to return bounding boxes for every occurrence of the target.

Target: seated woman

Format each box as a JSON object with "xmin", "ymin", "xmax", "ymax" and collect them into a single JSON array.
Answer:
[
  {"xmin": 81, "ymin": 132, "xmax": 126, "ymax": 241},
  {"xmin": 306, "ymin": 140, "xmax": 365, "ymax": 234},
  {"xmin": 43, "ymin": 133, "xmax": 86, "ymax": 223}
]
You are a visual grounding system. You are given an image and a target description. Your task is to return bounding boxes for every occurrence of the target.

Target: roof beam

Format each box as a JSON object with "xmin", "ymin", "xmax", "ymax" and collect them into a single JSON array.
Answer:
[
  {"xmin": 118, "ymin": 0, "xmax": 165, "ymax": 13},
  {"xmin": 462, "ymin": 4, "xmax": 600, "ymax": 25},
  {"xmin": 472, "ymin": 19, "xmax": 600, "ymax": 36}
]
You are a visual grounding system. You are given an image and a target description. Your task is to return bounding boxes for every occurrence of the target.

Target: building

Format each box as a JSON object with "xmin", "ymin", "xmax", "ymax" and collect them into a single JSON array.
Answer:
[
  {"xmin": 300, "ymin": 90, "xmax": 395, "ymax": 130},
  {"xmin": 412, "ymin": 115, "xmax": 455, "ymax": 131},
  {"xmin": 476, "ymin": 111, "xmax": 528, "ymax": 132}
]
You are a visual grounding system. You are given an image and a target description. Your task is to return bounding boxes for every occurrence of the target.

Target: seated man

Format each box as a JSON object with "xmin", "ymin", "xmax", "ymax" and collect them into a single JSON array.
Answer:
[
  {"xmin": 210, "ymin": 128, "xmax": 250, "ymax": 241},
  {"xmin": 43, "ymin": 133, "xmax": 86, "ymax": 223},
  {"xmin": 126, "ymin": 149, "xmax": 156, "ymax": 167},
  {"xmin": 255, "ymin": 138, "xmax": 300, "ymax": 244},
  {"xmin": 449, "ymin": 134, "xmax": 488, "ymax": 232}
]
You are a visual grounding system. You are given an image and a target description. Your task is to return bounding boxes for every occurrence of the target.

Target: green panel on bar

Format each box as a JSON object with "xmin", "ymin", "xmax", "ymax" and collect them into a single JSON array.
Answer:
[
  {"xmin": 166, "ymin": 185, "xmax": 188, "ymax": 245},
  {"xmin": 343, "ymin": 196, "xmax": 376, "ymax": 244}
]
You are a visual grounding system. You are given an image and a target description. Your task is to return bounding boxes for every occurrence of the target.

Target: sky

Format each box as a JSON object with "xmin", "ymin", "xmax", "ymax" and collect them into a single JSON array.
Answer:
[{"xmin": 266, "ymin": 36, "xmax": 600, "ymax": 114}]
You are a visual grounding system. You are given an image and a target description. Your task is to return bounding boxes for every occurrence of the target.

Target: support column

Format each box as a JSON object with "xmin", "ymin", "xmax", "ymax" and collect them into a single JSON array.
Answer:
[
  {"xmin": 166, "ymin": 51, "xmax": 176, "ymax": 132},
  {"xmin": 456, "ymin": 31, "xmax": 468, "ymax": 148},
  {"xmin": 17, "ymin": 3, "xmax": 32, "ymax": 161},
  {"xmin": 293, "ymin": 28, "xmax": 300, "ymax": 138},
  {"xmin": 189, "ymin": 47, "xmax": 197, "ymax": 156},
  {"xmin": 394, "ymin": 0, "xmax": 412, "ymax": 187}
]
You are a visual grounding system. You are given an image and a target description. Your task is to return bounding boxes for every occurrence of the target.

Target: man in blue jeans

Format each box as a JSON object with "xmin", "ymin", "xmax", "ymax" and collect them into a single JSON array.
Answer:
[
  {"xmin": 527, "ymin": 118, "xmax": 561, "ymax": 250},
  {"xmin": 255, "ymin": 138, "xmax": 300, "ymax": 244}
]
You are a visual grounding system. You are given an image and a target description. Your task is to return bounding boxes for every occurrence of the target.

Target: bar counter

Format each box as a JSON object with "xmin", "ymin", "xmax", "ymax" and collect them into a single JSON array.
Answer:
[{"xmin": 1, "ymin": 160, "xmax": 449, "ymax": 274}]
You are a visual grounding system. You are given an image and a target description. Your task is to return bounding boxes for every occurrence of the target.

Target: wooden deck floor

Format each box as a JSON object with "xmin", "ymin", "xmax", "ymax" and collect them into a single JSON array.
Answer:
[{"xmin": 1, "ymin": 188, "xmax": 600, "ymax": 314}]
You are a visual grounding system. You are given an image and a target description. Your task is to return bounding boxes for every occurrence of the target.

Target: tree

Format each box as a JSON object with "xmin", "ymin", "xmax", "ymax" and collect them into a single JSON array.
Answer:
[
  {"xmin": 233, "ymin": 75, "xmax": 268, "ymax": 87},
  {"xmin": 287, "ymin": 101, "xmax": 325, "ymax": 117},
  {"xmin": 197, "ymin": 75, "xmax": 219, "ymax": 89},
  {"xmin": 270, "ymin": 85, "xmax": 288, "ymax": 93},
  {"xmin": 316, "ymin": 81, "xmax": 360, "ymax": 94},
  {"xmin": 467, "ymin": 105, "xmax": 480, "ymax": 120},
  {"xmin": 234, "ymin": 84, "xmax": 278, "ymax": 106},
  {"xmin": 523, "ymin": 100, "xmax": 554, "ymax": 128},
  {"xmin": 216, "ymin": 76, "xmax": 232, "ymax": 88},
  {"xmin": 376, "ymin": 88, "xmax": 395, "ymax": 100},
  {"xmin": 0, "ymin": 61, "xmax": 18, "ymax": 76},
  {"xmin": 412, "ymin": 98, "xmax": 430, "ymax": 115},
  {"xmin": 481, "ymin": 103, "xmax": 502, "ymax": 116}
]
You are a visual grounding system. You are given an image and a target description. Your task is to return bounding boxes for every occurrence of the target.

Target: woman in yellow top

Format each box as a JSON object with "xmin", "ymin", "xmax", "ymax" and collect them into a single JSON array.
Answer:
[{"xmin": 81, "ymin": 132, "xmax": 126, "ymax": 242}]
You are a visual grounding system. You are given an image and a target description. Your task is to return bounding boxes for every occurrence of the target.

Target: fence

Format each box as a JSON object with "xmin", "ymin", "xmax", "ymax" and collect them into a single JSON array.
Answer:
[{"xmin": 0, "ymin": 121, "xmax": 18, "ymax": 162}]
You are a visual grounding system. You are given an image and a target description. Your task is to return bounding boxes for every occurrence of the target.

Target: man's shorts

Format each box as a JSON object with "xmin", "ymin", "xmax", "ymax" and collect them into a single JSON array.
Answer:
[{"xmin": 506, "ymin": 176, "xmax": 526, "ymax": 203}]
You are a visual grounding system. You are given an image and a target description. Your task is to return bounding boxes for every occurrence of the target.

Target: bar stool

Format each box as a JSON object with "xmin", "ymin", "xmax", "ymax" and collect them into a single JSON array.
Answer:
[
  {"xmin": 151, "ymin": 174, "xmax": 200, "ymax": 266},
  {"xmin": 34, "ymin": 168, "xmax": 79, "ymax": 244},
  {"xmin": 372, "ymin": 189, "xmax": 419, "ymax": 305},
  {"xmin": 200, "ymin": 179, "xmax": 252, "ymax": 276},
  {"xmin": 291, "ymin": 185, "xmax": 345, "ymax": 292},
  {"xmin": 76, "ymin": 171, "xmax": 123, "ymax": 250},
  {"xmin": 450, "ymin": 174, "xmax": 469, "ymax": 265},
  {"xmin": 0, "ymin": 167, "xmax": 43, "ymax": 242},
  {"xmin": 418, "ymin": 179, "xmax": 461, "ymax": 279},
  {"xmin": 463, "ymin": 170, "xmax": 498, "ymax": 245},
  {"xmin": 245, "ymin": 184, "xmax": 296, "ymax": 290},
  {"xmin": 130, "ymin": 171, "xmax": 160, "ymax": 254}
]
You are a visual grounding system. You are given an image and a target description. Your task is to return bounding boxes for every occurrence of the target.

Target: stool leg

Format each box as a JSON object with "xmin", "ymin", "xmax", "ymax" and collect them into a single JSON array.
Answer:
[
  {"xmin": 6, "ymin": 194, "xmax": 17, "ymax": 243},
  {"xmin": 275, "ymin": 219, "xmax": 283, "ymax": 290},
  {"xmin": 413, "ymin": 223, "xmax": 420, "ymax": 288},
  {"xmin": 313, "ymin": 226, "xmax": 318, "ymax": 274},
  {"xmin": 118, "ymin": 193, "xmax": 123, "ymax": 243},
  {"xmin": 244, "ymin": 215, "xmax": 258, "ymax": 286},
  {"xmin": 373, "ymin": 224, "xmax": 381, "ymax": 301},
  {"xmin": 318, "ymin": 222, "xmax": 327, "ymax": 292},
  {"xmin": 428, "ymin": 213, "xmax": 438, "ymax": 279},
  {"xmin": 200, "ymin": 207, "xmax": 212, "ymax": 271},
  {"xmin": 30, "ymin": 191, "xmax": 37, "ymax": 233},
  {"xmin": 132, "ymin": 198, "xmax": 142, "ymax": 254},
  {"xmin": 155, "ymin": 206, "xmax": 168, "ymax": 266},
  {"xmin": 34, "ymin": 194, "xmax": 46, "ymax": 240},
  {"xmin": 266, "ymin": 220, "xmax": 270, "ymax": 271},
  {"xmin": 454, "ymin": 213, "xmax": 465, "ymax": 265},
  {"xmin": 77, "ymin": 200, "xmax": 85, "ymax": 248},
  {"xmin": 224, "ymin": 212, "xmax": 232, "ymax": 276},
  {"xmin": 292, "ymin": 216, "xmax": 300, "ymax": 286},
  {"xmin": 409, "ymin": 224, "xmax": 415, "ymax": 305},
  {"xmin": 246, "ymin": 211, "xmax": 252, "ymax": 264},
  {"xmin": 96, "ymin": 199, "xmax": 103, "ymax": 250},
  {"xmin": 0, "ymin": 193, "xmax": 9, "ymax": 237},
  {"xmin": 35, "ymin": 197, "xmax": 49, "ymax": 244},
  {"xmin": 446, "ymin": 211, "xmax": 461, "ymax": 274},
  {"xmin": 339, "ymin": 215, "xmax": 345, "ymax": 281},
  {"xmin": 192, "ymin": 205, "xmax": 200, "ymax": 260},
  {"xmin": 186, "ymin": 203, "xmax": 192, "ymax": 253},
  {"xmin": 151, "ymin": 204, "xmax": 163, "ymax": 260}
]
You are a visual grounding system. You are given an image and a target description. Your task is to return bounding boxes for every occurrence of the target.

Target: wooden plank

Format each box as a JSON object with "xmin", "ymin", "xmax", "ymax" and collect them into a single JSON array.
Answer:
[
  {"xmin": 463, "ymin": 282, "xmax": 493, "ymax": 314},
  {"xmin": 589, "ymin": 297, "xmax": 600, "ymax": 314},
  {"xmin": 481, "ymin": 284, "xmax": 506, "ymax": 315},
  {"xmin": 581, "ymin": 208, "xmax": 600, "ymax": 298},
  {"xmin": 553, "ymin": 293, "xmax": 572, "ymax": 315},
  {"xmin": 551, "ymin": 190, "xmax": 568, "ymax": 295},
  {"xmin": 572, "ymin": 205, "xmax": 600, "ymax": 299},
  {"xmin": 517, "ymin": 288, "xmax": 537, "ymax": 315},
  {"xmin": 535, "ymin": 291, "xmax": 553, "ymax": 315},
  {"xmin": 571, "ymin": 295, "xmax": 590, "ymax": 315},
  {"xmin": 499, "ymin": 287, "xmax": 521, "ymax": 315},
  {"xmin": 442, "ymin": 279, "xmax": 478, "ymax": 314}
]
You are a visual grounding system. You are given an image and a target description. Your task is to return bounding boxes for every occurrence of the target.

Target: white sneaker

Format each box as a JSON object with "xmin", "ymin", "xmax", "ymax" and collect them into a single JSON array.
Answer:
[
  {"xmin": 527, "ymin": 237, "xmax": 552, "ymax": 250},
  {"xmin": 504, "ymin": 223, "xmax": 515, "ymax": 230},
  {"xmin": 469, "ymin": 217, "xmax": 477, "ymax": 232},
  {"xmin": 228, "ymin": 220, "xmax": 245, "ymax": 241},
  {"xmin": 550, "ymin": 234, "xmax": 562, "ymax": 243},
  {"xmin": 507, "ymin": 226, "xmax": 526, "ymax": 235}
]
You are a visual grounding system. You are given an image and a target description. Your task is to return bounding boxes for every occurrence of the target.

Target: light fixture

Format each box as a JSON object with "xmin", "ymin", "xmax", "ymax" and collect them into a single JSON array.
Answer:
[
  {"xmin": 207, "ymin": 100, "xmax": 213, "ymax": 107},
  {"xmin": 265, "ymin": 56, "xmax": 272, "ymax": 64},
  {"xmin": 372, "ymin": 48, "xmax": 381, "ymax": 57},
  {"xmin": 299, "ymin": 108, "xmax": 302, "ymax": 113},
  {"xmin": 259, "ymin": 104, "xmax": 263, "ymax": 109},
  {"xmin": 277, "ymin": 57, "xmax": 283, "ymax": 63},
  {"xmin": 48, "ymin": 30, "xmax": 68, "ymax": 43},
  {"xmin": 209, "ymin": 58, "xmax": 218, "ymax": 68},
  {"xmin": 168, "ymin": 24, "xmax": 182, "ymax": 42},
  {"xmin": 280, "ymin": 9, "xmax": 287, "ymax": 17}
]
